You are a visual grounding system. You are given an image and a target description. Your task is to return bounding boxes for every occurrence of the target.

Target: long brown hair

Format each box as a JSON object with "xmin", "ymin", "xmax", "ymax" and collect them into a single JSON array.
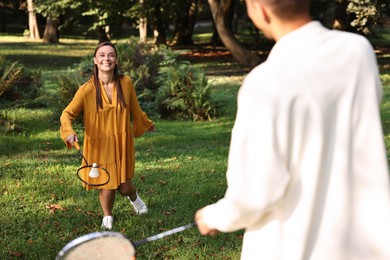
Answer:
[{"xmin": 93, "ymin": 41, "xmax": 127, "ymax": 110}]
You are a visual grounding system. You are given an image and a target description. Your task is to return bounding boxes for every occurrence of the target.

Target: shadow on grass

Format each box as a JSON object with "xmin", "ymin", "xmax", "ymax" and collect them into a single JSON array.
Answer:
[
  {"xmin": 5, "ymin": 53, "xmax": 84, "ymax": 71},
  {"xmin": 0, "ymin": 119, "xmax": 242, "ymax": 259},
  {"xmin": 0, "ymin": 41, "xmax": 96, "ymax": 71}
]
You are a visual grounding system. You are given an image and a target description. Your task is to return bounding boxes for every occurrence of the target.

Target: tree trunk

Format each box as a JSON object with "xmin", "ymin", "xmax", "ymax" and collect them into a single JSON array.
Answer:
[
  {"xmin": 333, "ymin": 0, "xmax": 350, "ymax": 31},
  {"xmin": 27, "ymin": 0, "xmax": 40, "ymax": 40},
  {"xmin": 139, "ymin": 0, "xmax": 147, "ymax": 44},
  {"xmin": 42, "ymin": 17, "xmax": 59, "ymax": 44},
  {"xmin": 97, "ymin": 27, "xmax": 110, "ymax": 43},
  {"xmin": 172, "ymin": 0, "xmax": 197, "ymax": 46},
  {"xmin": 139, "ymin": 17, "xmax": 147, "ymax": 43},
  {"xmin": 152, "ymin": 3, "xmax": 166, "ymax": 45},
  {"xmin": 208, "ymin": 0, "xmax": 261, "ymax": 69}
]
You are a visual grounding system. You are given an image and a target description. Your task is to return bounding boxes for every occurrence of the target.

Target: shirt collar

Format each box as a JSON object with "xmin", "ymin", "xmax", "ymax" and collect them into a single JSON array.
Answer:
[{"xmin": 268, "ymin": 21, "xmax": 325, "ymax": 58}]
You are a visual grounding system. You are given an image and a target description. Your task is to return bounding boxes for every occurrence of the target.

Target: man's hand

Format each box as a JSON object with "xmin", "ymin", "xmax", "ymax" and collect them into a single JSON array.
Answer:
[{"xmin": 195, "ymin": 208, "xmax": 219, "ymax": 235}]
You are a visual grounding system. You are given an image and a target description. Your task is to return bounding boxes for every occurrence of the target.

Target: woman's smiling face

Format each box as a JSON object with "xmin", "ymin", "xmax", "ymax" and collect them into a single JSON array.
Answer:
[{"xmin": 94, "ymin": 45, "xmax": 118, "ymax": 73}]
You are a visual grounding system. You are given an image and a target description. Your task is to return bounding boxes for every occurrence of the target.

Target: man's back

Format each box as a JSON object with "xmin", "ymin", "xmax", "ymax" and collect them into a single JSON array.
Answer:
[{"xmin": 238, "ymin": 21, "xmax": 390, "ymax": 259}]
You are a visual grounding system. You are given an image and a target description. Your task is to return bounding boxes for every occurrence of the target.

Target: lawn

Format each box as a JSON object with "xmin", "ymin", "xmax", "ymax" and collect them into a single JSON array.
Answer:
[
  {"xmin": 0, "ymin": 36, "xmax": 244, "ymax": 259},
  {"xmin": 0, "ymin": 34, "xmax": 389, "ymax": 259}
]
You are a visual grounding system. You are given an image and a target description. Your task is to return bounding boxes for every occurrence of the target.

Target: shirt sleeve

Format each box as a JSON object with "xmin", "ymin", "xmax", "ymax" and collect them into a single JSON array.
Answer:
[
  {"xmin": 128, "ymin": 81, "xmax": 154, "ymax": 137},
  {"xmin": 59, "ymin": 87, "xmax": 84, "ymax": 148},
  {"xmin": 202, "ymin": 75, "xmax": 291, "ymax": 232}
]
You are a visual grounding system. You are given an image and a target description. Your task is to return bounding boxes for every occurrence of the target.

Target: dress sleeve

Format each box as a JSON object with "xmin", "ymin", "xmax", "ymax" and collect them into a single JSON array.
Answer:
[
  {"xmin": 129, "ymin": 81, "xmax": 155, "ymax": 137},
  {"xmin": 59, "ymin": 87, "xmax": 84, "ymax": 148}
]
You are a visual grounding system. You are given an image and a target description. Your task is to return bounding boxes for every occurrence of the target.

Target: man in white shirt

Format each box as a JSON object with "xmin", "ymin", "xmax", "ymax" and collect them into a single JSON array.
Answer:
[{"xmin": 195, "ymin": 0, "xmax": 390, "ymax": 259}]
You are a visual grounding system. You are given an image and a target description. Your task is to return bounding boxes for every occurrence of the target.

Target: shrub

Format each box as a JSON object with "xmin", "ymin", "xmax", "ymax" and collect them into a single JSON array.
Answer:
[
  {"xmin": 51, "ymin": 70, "xmax": 85, "ymax": 123},
  {"xmin": 119, "ymin": 43, "xmax": 215, "ymax": 121},
  {"xmin": 156, "ymin": 56, "xmax": 215, "ymax": 121},
  {"xmin": 0, "ymin": 56, "xmax": 44, "ymax": 108},
  {"xmin": 0, "ymin": 57, "xmax": 23, "ymax": 98},
  {"xmin": 116, "ymin": 39, "xmax": 163, "ymax": 113},
  {"xmin": 56, "ymin": 40, "xmax": 216, "ymax": 121}
]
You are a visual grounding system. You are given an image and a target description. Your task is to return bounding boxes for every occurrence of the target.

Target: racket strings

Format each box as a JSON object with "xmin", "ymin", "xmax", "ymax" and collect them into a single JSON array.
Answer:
[
  {"xmin": 77, "ymin": 165, "xmax": 110, "ymax": 187},
  {"xmin": 63, "ymin": 236, "xmax": 135, "ymax": 260}
]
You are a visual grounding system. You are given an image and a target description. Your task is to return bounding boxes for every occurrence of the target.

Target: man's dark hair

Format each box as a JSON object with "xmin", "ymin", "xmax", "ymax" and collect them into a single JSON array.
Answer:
[{"xmin": 261, "ymin": 0, "xmax": 311, "ymax": 20}]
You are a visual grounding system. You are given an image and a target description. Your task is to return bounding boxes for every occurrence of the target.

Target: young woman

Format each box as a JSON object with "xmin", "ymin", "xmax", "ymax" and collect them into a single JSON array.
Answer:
[{"xmin": 60, "ymin": 41, "xmax": 156, "ymax": 230}]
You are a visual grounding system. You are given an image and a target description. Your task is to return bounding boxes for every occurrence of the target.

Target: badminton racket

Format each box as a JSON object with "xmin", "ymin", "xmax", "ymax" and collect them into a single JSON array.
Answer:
[
  {"xmin": 74, "ymin": 142, "xmax": 110, "ymax": 187},
  {"xmin": 55, "ymin": 222, "xmax": 196, "ymax": 260}
]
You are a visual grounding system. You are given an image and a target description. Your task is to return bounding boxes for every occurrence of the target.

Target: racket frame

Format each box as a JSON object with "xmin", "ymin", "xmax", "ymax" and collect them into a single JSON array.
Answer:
[
  {"xmin": 73, "ymin": 142, "xmax": 111, "ymax": 187},
  {"xmin": 56, "ymin": 222, "xmax": 197, "ymax": 259},
  {"xmin": 55, "ymin": 232, "xmax": 135, "ymax": 260}
]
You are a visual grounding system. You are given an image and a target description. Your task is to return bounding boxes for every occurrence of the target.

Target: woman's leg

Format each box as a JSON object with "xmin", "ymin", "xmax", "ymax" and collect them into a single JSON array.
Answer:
[
  {"xmin": 99, "ymin": 189, "xmax": 116, "ymax": 229},
  {"xmin": 99, "ymin": 189, "xmax": 116, "ymax": 216},
  {"xmin": 118, "ymin": 179, "xmax": 148, "ymax": 214},
  {"xmin": 118, "ymin": 179, "xmax": 137, "ymax": 200}
]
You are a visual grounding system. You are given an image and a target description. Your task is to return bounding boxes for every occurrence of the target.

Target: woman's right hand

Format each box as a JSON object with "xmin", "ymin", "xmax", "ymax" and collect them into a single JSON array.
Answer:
[{"xmin": 66, "ymin": 134, "xmax": 79, "ymax": 147}]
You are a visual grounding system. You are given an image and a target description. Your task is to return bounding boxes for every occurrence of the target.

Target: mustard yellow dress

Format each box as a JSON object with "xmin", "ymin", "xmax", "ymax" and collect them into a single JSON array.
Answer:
[{"xmin": 60, "ymin": 75, "xmax": 154, "ymax": 190}]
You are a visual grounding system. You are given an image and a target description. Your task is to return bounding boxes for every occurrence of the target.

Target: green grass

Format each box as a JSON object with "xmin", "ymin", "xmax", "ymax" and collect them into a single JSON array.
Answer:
[
  {"xmin": 381, "ymin": 74, "xmax": 390, "ymax": 157},
  {"xmin": 0, "ymin": 39, "xmax": 97, "ymax": 72},
  {"xmin": 0, "ymin": 109, "xmax": 243, "ymax": 259},
  {"xmin": 0, "ymin": 34, "xmax": 389, "ymax": 259},
  {"xmin": 0, "ymin": 36, "xmax": 244, "ymax": 259}
]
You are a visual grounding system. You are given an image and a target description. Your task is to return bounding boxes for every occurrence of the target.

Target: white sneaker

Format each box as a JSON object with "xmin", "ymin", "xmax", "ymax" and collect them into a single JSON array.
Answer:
[
  {"xmin": 101, "ymin": 215, "xmax": 113, "ymax": 230},
  {"xmin": 128, "ymin": 195, "xmax": 148, "ymax": 214}
]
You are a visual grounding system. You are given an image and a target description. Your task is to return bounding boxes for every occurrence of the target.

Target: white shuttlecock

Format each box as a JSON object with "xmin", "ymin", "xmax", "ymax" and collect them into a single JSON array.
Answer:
[{"xmin": 88, "ymin": 163, "xmax": 100, "ymax": 178}]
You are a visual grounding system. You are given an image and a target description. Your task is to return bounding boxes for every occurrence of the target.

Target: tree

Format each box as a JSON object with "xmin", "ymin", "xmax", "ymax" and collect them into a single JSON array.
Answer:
[
  {"xmin": 171, "ymin": 0, "xmax": 198, "ymax": 45},
  {"xmin": 345, "ymin": 0, "xmax": 384, "ymax": 35},
  {"xmin": 81, "ymin": 0, "xmax": 133, "ymax": 42},
  {"xmin": 34, "ymin": 0, "xmax": 81, "ymax": 43},
  {"xmin": 27, "ymin": 0, "xmax": 40, "ymax": 39},
  {"xmin": 125, "ymin": 0, "xmax": 169, "ymax": 45},
  {"xmin": 208, "ymin": 0, "xmax": 261, "ymax": 69},
  {"xmin": 311, "ymin": 0, "xmax": 389, "ymax": 35},
  {"xmin": 138, "ymin": 0, "xmax": 147, "ymax": 44}
]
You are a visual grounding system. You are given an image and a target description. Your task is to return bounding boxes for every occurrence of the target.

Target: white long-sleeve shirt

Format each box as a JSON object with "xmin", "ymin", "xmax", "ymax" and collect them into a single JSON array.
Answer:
[{"xmin": 202, "ymin": 21, "xmax": 390, "ymax": 260}]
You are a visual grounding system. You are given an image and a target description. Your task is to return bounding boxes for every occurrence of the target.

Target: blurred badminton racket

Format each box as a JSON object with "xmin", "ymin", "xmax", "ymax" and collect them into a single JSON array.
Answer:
[
  {"xmin": 73, "ymin": 142, "xmax": 110, "ymax": 187},
  {"xmin": 56, "ymin": 222, "xmax": 196, "ymax": 260}
]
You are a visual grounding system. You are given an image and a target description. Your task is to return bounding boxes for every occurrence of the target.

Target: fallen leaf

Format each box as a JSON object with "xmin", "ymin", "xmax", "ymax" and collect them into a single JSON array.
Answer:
[
  {"xmin": 158, "ymin": 180, "xmax": 168, "ymax": 186},
  {"xmin": 46, "ymin": 204, "xmax": 63, "ymax": 214},
  {"xmin": 9, "ymin": 251, "xmax": 23, "ymax": 257},
  {"xmin": 46, "ymin": 204, "xmax": 63, "ymax": 210}
]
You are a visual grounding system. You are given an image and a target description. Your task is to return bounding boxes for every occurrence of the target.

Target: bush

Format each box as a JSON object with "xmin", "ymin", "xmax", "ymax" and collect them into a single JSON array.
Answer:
[
  {"xmin": 0, "ymin": 56, "xmax": 44, "ymax": 108},
  {"xmin": 117, "ymin": 38, "xmax": 163, "ymax": 92},
  {"xmin": 51, "ymin": 70, "xmax": 86, "ymax": 123},
  {"xmin": 116, "ymin": 39, "xmax": 163, "ymax": 113},
  {"xmin": 56, "ymin": 40, "xmax": 216, "ymax": 121},
  {"xmin": 0, "ymin": 56, "xmax": 23, "ymax": 98},
  {"xmin": 118, "ymin": 42, "xmax": 215, "ymax": 121},
  {"xmin": 156, "ymin": 60, "xmax": 215, "ymax": 121}
]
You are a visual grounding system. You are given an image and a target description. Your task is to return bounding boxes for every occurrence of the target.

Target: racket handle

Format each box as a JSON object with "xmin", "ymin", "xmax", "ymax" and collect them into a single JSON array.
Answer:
[{"xmin": 74, "ymin": 142, "xmax": 80, "ymax": 151}]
